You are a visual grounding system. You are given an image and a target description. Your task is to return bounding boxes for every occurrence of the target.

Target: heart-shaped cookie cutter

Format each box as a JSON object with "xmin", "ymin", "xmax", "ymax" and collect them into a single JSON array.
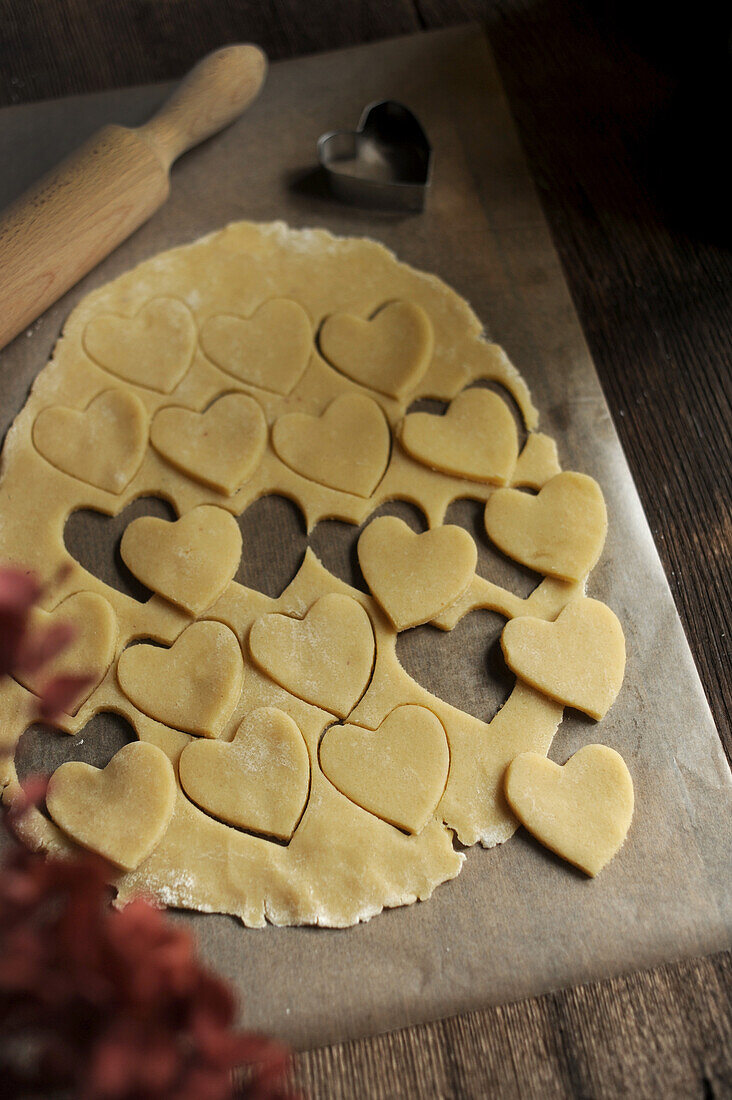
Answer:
[{"xmin": 318, "ymin": 101, "xmax": 432, "ymax": 212}]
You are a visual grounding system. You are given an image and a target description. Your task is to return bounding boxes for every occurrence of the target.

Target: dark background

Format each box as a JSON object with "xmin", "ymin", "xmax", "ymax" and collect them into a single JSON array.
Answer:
[{"xmin": 1, "ymin": 2, "xmax": 730, "ymax": 1096}]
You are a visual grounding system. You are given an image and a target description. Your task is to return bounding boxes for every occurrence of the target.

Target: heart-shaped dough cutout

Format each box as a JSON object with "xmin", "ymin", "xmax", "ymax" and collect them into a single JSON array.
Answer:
[
  {"xmin": 150, "ymin": 392, "xmax": 267, "ymax": 495},
  {"xmin": 485, "ymin": 471, "xmax": 607, "ymax": 581},
  {"xmin": 272, "ymin": 394, "xmax": 390, "ymax": 498},
  {"xmin": 33, "ymin": 389, "xmax": 147, "ymax": 494},
  {"xmin": 120, "ymin": 504, "xmax": 242, "ymax": 614},
  {"xmin": 117, "ymin": 620, "xmax": 244, "ymax": 737},
  {"xmin": 319, "ymin": 301, "xmax": 433, "ymax": 399},
  {"xmin": 320, "ymin": 704, "xmax": 449, "ymax": 834},
  {"xmin": 179, "ymin": 706, "xmax": 310, "ymax": 839},
  {"xmin": 46, "ymin": 742, "xmax": 176, "ymax": 871},
  {"xmin": 501, "ymin": 597, "xmax": 625, "ymax": 720},
  {"xmin": 15, "ymin": 591, "xmax": 117, "ymax": 715},
  {"xmin": 200, "ymin": 299, "xmax": 312, "ymax": 394},
  {"xmin": 358, "ymin": 516, "xmax": 477, "ymax": 631},
  {"xmin": 400, "ymin": 387, "xmax": 518, "ymax": 484},
  {"xmin": 83, "ymin": 298, "xmax": 196, "ymax": 393},
  {"xmin": 249, "ymin": 593, "xmax": 374, "ymax": 718},
  {"xmin": 504, "ymin": 745, "xmax": 634, "ymax": 876},
  {"xmin": 512, "ymin": 432, "xmax": 561, "ymax": 489}
]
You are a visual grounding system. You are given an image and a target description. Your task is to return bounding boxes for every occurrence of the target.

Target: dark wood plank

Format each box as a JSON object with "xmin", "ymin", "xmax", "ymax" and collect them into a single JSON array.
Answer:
[
  {"xmin": 1, "ymin": 2, "xmax": 730, "ymax": 1097},
  {"xmin": 295, "ymin": 951, "xmax": 732, "ymax": 1098},
  {"xmin": 0, "ymin": 0, "xmax": 420, "ymax": 104}
]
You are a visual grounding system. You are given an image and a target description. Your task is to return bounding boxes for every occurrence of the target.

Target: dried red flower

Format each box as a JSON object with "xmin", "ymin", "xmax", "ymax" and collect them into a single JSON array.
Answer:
[
  {"xmin": 1, "ymin": 566, "xmax": 300, "ymax": 1099},
  {"xmin": 0, "ymin": 811, "xmax": 298, "ymax": 1100},
  {"xmin": 0, "ymin": 566, "xmax": 85, "ymax": 717},
  {"xmin": 36, "ymin": 672, "xmax": 96, "ymax": 721},
  {"xmin": 0, "ymin": 567, "xmax": 41, "ymax": 677}
]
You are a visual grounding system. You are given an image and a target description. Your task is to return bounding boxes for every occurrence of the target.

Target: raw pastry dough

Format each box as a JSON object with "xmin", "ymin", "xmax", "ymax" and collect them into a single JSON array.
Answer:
[
  {"xmin": 117, "ymin": 620, "xmax": 244, "ymax": 737},
  {"xmin": 150, "ymin": 392, "xmax": 267, "ymax": 495},
  {"xmin": 272, "ymin": 394, "xmax": 390, "ymax": 497},
  {"xmin": 504, "ymin": 745, "xmax": 634, "ymax": 876},
  {"xmin": 179, "ymin": 707, "xmax": 309, "ymax": 839},
  {"xmin": 248, "ymin": 593, "xmax": 375, "ymax": 718},
  {"xmin": 320, "ymin": 705, "xmax": 450, "ymax": 835},
  {"xmin": 0, "ymin": 221, "xmax": 628, "ymax": 926},
  {"xmin": 320, "ymin": 301, "xmax": 433, "ymax": 398},
  {"xmin": 485, "ymin": 471, "xmax": 607, "ymax": 581},
  {"xmin": 120, "ymin": 504, "xmax": 242, "ymax": 614},
  {"xmin": 83, "ymin": 298, "xmax": 197, "ymax": 393},
  {"xmin": 15, "ymin": 591, "xmax": 117, "ymax": 716},
  {"xmin": 501, "ymin": 597, "xmax": 625, "ymax": 720},
  {"xmin": 46, "ymin": 742, "xmax": 177, "ymax": 871},
  {"xmin": 512, "ymin": 433, "xmax": 561, "ymax": 489},
  {"xmin": 200, "ymin": 299, "xmax": 312, "ymax": 394},
  {"xmin": 399, "ymin": 387, "xmax": 518, "ymax": 484},
  {"xmin": 357, "ymin": 516, "xmax": 477, "ymax": 631},
  {"xmin": 33, "ymin": 389, "xmax": 147, "ymax": 494}
]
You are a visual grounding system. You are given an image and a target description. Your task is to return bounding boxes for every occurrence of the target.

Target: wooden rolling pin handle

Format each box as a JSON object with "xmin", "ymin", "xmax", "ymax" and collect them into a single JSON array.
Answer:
[
  {"xmin": 0, "ymin": 44, "xmax": 267, "ymax": 353},
  {"xmin": 140, "ymin": 44, "xmax": 268, "ymax": 168}
]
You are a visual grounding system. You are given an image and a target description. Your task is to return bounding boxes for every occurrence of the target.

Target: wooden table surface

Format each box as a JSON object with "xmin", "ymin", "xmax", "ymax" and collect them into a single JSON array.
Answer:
[{"xmin": 1, "ymin": 1, "xmax": 730, "ymax": 1096}]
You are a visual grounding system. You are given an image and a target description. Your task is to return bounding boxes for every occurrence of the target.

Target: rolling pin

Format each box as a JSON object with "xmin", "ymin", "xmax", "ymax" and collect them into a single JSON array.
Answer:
[{"xmin": 0, "ymin": 44, "xmax": 267, "ymax": 352}]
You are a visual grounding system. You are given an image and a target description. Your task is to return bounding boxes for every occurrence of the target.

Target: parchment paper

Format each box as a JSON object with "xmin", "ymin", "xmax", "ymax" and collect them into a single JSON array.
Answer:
[{"xmin": 1, "ymin": 26, "xmax": 730, "ymax": 1049}]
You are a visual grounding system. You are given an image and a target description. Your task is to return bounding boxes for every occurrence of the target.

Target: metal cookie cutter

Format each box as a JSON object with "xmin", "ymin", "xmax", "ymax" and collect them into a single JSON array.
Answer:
[{"xmin": 318, "ymin": 101, "xmax": 432, "ymax": 212}]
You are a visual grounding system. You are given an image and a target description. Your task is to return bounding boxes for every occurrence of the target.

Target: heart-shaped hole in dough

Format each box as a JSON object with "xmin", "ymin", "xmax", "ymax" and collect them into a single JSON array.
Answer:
[
  {"xmin": 234, "ymin": 495, "xmax": 306, "ymax": 598},
  {"xmin": 65, "ymin": 496, "xmax": 177, "ymax": 603},
  {"xmin": 15, "ymin": 712, "xmax": 137, "ymax": 806},
  {"xmin": 445, "ymin": 498, "xmax": 539, "ymax": 598},
  {"xmin": 309, "ymin": 500, "xmax": 427, "ymax": 595},
  {"xmin": 398, "ymin": 611, "xmax": 512, "ymax": 723}
]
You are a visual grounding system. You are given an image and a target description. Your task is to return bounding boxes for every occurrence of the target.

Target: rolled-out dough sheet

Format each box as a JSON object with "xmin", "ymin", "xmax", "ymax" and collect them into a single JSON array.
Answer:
[{"xmin": 1, "ymin": 219, "xmax": 603, "ymax": 929}]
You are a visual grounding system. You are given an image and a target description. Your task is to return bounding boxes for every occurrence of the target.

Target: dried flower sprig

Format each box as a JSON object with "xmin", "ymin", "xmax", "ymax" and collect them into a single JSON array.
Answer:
[
  {"xmin": 0, "ymin": 820, "xmax": 297, "ymax": 1099},
  {"xmin": 1, "ymin": 567, "xmax": 299, "ymax": 1099},
  {"xmin": 0, "ymin": 565, "xmax": 92, "ymax": 720}
]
